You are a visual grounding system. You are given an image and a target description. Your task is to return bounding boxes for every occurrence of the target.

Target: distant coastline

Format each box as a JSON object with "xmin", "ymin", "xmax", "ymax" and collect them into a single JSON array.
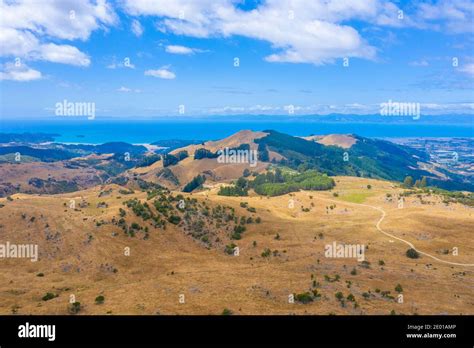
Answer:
[{"xmin": 1, "ymin": 117, "xmax": 472, "ymax": 144}]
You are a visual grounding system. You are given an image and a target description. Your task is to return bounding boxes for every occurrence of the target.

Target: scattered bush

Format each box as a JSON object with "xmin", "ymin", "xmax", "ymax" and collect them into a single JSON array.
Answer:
[
  {"xmin": 194, "ymin": 148, "xmax": 218, "ymax": 159},
  {"xmin": 68, "ymin": 301, "xmax": 81, "ymax": 314},
  {"xmin": 183, "ymin": 175, "xmax": 206, "ymax": 193},
  {"xmin": 222, "ymin": 308, "xmax": 233, "ymax": 315},
  {"xmin": 406, "ymin": 248, "xmax": 420, "ymax": 259},
  {"xmin": 167, "ymin": 215, "xmax": 181, "ymax": 225},
  {"xmin": 294, "ymin": 292, "xmax": 314, "ymax": 304},
  {"xmin": 224, "ymin": 243, "xmax": 237, "ymax": 255},
  {"xmin": 261, "ymin": 248, "xmax": 271, "ymax": 258},
  {"xmin": 252, "ymin": 170, "xmax": 335, "ymax": 197},
  {"xmin": 42, "ymin": 292, "xmax": 57, "ymax": 301},
  {"xmin": 218, "ymin": 185, "xmax": 248, "ymax": 196},
  {"xmin": 95, "ymin": 295, "xmax": 105, "ymax": 304}
]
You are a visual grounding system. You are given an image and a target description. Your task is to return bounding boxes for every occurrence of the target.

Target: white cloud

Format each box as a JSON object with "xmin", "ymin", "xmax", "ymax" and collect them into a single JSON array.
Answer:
[
  {"xmin": 416, "ymin": 0, "xmax": 474, "ymax": 33},
  {"xmin": 459, "ymin": 63, "xmax": 474, "ymax": 77},
  {"xmin": 0, "ymin": 0, "xmax": 117, "ymax": 41},
  {"xmin": 0, "ymin": 0, "xmax": 116, "ymax": 74},
  {"xmin": 122, "ymin": 0, "xmax": 392, "ymax": 65},
  {"xmin": 145, "ymin": 66, "xmax": 176, "ymax": 79},
  {"xmin": 0, "ymin": 62, "xmax": 42, "ymax": 81},
  {"xmin": 165, "ymin": 45, "xmax": 198, "ymax": 55},
  {"xmin": 421, "ymin": 102, "xmax": 474, "ymax": 113},
  {"xmin": 123, "ymin": 0, "xmax": 473, "ymax": 65},
  {"xmin": 0, "ymin": 28, "xmax": 39, "ymax": 56},
  {"xmin": 37, "ymin": 43, "xmax": 90, "ymax": 66},
  {"xmin": 131, "ymin": 19, "xmax": 144, "ymax": 37},
  {"xmin": 205, "ymin": 102, "xmax": 474, "ymax": 116},
  {"xmin": 0, "ymin": 29, "xmax": 90, "ymax": 66},
  {"xmin": 410, "ymin": 59, "xmax": 429, "ymax": 67},
  {"xmin": 117, "ymin": 86, "xmax": 141, "ymax": 92},
  {"xmin": 106, "ymin": 57, "xmax": 135, "ymax": 69},
  {"xmin": 117, "ymin": 86, "xmax": 132, "ymax": 92}
]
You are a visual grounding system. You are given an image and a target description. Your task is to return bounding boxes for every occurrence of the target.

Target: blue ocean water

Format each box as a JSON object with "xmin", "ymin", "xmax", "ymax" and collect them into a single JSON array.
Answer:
[{"xmin": 1, "ymin": 118, "xmax": 473, "ymax": 144}]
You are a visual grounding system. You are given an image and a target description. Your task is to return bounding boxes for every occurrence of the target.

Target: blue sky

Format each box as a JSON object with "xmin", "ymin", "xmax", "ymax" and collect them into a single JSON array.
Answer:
[{"xmin": 0, "ymin": 0, "xmax": 473, "ymax": 118}]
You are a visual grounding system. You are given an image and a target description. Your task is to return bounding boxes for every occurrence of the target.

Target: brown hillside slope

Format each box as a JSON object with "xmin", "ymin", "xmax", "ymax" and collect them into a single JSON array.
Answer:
[
  {"xmin": 0, "ymin": 177, "xmax": 472, "ymax": 315},
  {"xmin": 171, "ymin": 130, "xmax": 268, "ymax": 156},
  {"xmin": 130, "ymin": 130, "xmax": 271, "ymax": 189},
  {"xmin": 303, "ymin": 134, "xmax": 357, "ymax": 149}
]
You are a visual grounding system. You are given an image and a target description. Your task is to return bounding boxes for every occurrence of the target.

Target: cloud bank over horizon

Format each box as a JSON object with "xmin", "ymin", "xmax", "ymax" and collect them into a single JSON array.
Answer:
[{"xmin": 0, "ymin": 0, "xmax": 473, "ymax": 117}]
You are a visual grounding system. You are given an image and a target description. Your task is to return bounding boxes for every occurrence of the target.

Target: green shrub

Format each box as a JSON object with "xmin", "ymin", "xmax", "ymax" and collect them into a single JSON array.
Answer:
[
  {"xmin": 218, "ymin": 185, "xmax": 248, "ymax": 196},
  {"xmin": 95, "ymin": 295, "xmax": 105, "ymax": 304},
  {"xmin": 224, "ymin": 243, "xmax": 237, "ymax": 255},
  {"xmin": 222, "ymin": 308, "xmax": 233, "ymax": 315},
  {"xmin": 167, "ymin": 215, "xmax": 181, "ymax": 225},
  {"xmin": 183, "ymin": 175, "xmax": 206, "ymax": 193},
  {"xmin": 162, "ymin": 154, "xmax": 179, "ymax": 167},
  {"xmin": 194, "ymin": 148, "xmax": 218, "ymax": 159},
  {"xmin": 231, "ymin": 232, "xmax": 242, "ymax": 240},
  {"xmin": 234, "ymin": 225, "xmax": 246, "ymax": 234},
  {"xmin": 42, "ymin": 292, "xmax": 57, "ymax": 301},
  {"xmin": 294, "ymin": 292, "xmax": 314, "ymax": 304},
  {"xmin": 68, "ymin": 301, "xmax": 81, "ymax": 314},
  {"xmin": 406, "ymin": 248, "xmax": 420, "ymax": 259},
  {"xmin": 252, "ymin": 170, "xmax": 335, "ymax": 197}
]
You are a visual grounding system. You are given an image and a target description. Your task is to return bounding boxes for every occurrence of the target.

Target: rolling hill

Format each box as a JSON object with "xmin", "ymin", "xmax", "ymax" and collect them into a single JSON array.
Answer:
[
  {"xmin": 0, "ymin": 130, "xmax": 472, "ymax": 198},
  {"xmin": 133, "ymin": 130, "xmax": 473, "ymax": 192},
  {"xmin": 0, "ymin": 176, "xmax": 472, "ymax": 315}
]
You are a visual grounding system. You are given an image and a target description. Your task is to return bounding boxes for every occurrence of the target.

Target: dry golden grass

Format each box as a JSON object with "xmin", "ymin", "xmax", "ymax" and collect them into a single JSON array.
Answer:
[
  {"xmin": 0, "ymin": 160, "xmax": 105, "ymax": 194},
  {"xmin": 303, "ymin": 134, "xmax": 357, "ymax": 149},
  {"xmin": 170, "ymin": 130, "xmax": 267, "ymax": 156},
  {"xmin": 0, "ymin": 177, "xmax": 472, "ymax": 315}
]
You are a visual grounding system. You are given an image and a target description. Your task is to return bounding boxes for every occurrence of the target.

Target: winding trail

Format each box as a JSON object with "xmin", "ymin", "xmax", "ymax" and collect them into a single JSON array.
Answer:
[{"xmin": 322, "ymin": 196, "xmax": 474, "ymax": 267}]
